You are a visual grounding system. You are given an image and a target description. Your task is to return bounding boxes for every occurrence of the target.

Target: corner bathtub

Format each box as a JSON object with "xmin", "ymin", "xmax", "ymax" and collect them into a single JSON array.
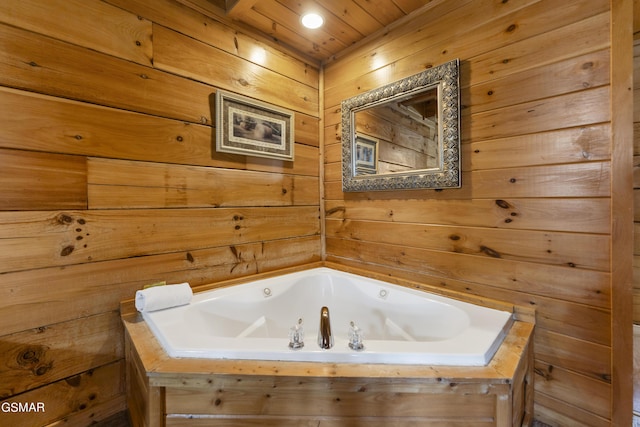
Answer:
[
  {"xmin": 142, "ymin": 267, "xmax": 512, "ymax": 366},
  {"xmin": 122, "ymin": 264, "xmax": 535, "ymax": 426}
]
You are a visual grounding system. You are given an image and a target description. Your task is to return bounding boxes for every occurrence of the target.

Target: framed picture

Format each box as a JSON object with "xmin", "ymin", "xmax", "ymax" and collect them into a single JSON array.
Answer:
[
  {"xmin": 216, "ymin": 90, "xmax": 295, "ymax": 161},
  {"xmin": 354, "ymin": 135, "xmax": 378, "ymax": 174}
]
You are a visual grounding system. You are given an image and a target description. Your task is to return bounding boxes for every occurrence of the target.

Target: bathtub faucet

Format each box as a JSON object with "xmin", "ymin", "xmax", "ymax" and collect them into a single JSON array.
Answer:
[{"xmin": 317, "ymin": 306, "xmax": 333, "ymax": 349}]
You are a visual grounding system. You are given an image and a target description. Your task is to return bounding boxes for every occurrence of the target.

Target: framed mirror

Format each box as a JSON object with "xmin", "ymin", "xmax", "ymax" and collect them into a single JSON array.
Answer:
[{"xmin": 341, "ymin": 59, "xmax": 461, "ymax": 192}]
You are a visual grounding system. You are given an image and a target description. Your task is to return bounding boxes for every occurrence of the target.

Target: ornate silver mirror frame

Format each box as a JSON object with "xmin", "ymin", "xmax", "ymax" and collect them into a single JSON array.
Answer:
[{"xmin": 341, "ymin": 59, "xmax": 461, "ymax": 192}]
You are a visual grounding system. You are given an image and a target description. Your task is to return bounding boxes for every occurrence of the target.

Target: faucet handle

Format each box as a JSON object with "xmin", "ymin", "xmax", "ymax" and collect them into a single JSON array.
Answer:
[
  {"xmin": 288, "ymin": 318, "xmax": 304, "ymax": 349},
  {"xmin": 348, "ymin": 321, "xmax": 364, "ymax": 351}
]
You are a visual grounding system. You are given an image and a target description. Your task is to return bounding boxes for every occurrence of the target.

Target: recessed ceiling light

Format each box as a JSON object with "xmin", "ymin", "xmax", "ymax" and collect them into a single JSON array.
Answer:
[{"xmin": 301, "ymin": 13, "xmax": 324, "ymax": 29}]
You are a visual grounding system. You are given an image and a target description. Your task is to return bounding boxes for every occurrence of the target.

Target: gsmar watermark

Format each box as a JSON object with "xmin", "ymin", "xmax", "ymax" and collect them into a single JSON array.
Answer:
[{"xmin": 1, "ymin": 401, "xmax": 45, "ymax": 413}]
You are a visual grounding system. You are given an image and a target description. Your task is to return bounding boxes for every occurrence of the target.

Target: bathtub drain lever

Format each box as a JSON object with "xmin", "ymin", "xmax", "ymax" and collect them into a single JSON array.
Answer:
[{"xmin": 317, "ymin": 306, "xmax": 333, "ymax": 349}]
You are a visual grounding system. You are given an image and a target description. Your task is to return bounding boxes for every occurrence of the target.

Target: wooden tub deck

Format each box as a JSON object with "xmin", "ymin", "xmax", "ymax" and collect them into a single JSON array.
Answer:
[{"xmin": 122, "ymin": 264, "xmax": 534, "ymax": 426}]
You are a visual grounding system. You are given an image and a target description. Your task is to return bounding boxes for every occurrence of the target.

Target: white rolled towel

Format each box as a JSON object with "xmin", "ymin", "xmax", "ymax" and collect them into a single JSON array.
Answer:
[{"xmin": 135, "ymin": 282, "xmax": 193, "ymax": 313}]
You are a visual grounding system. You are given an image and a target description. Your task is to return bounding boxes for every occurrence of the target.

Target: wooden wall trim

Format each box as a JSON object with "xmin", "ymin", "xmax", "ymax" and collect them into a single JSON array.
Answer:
[
  {"xmin": 319, "ymin": 67, "xmax": 327, "ymax": 260},
  {"xmin": 610, "ymin": 0, "xmax": 634, "ymax": 424}
]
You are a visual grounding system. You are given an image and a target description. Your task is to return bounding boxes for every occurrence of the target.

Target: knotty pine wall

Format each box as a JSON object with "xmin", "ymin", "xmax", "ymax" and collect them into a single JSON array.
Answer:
[
  {"xmin": 0, "ymin": 0, "xmax": 321, "ymax": 425},
  {"xmin": 324, "ymin": 0, "xmax": 632, "ymax": 426}
]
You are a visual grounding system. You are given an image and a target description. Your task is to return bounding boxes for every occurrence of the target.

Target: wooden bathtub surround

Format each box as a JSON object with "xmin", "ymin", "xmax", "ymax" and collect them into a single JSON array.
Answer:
[{"xmin": 121, "ymin": 263, "xmax": 535, "ymax": 426}]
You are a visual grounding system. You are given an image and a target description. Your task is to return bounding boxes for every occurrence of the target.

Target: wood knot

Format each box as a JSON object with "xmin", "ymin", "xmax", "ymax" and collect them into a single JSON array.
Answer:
[
  {"xmin": 238, "ymin": 78, "xmax": 249, "ymax": 86},
  {"xmin": 325, "ymin": 206, "xmax": 346, "ymax": 216},
  {"xmin": 230, "ymin": 246, "xmax": 239, "ymax": 258},
  {"xmin": 480, "ymin": 245, "xmax": 501, "ymax": 258},
  {"xmin": 56, "ymin": 213, "xmax": 74, "ymax": 225},
  {"xmin": 506, "ymin": 24, "xmax": 517, "ymax": 33},
  {"xmin": 65, "ymin": 375, "xmax": 82, "ymax": 387},
  {"xmin": 495, "ymin": 199, "xmax": 510, "ymax": 209},
  {"xmin": 60, "ymin": 245, "xmax": 75, "ymax": 256},
  {"xmin": 18, "ymin": 350, "xmax": 38, "ymax": 365},
  {"xmin": 534, "ymin": 365, "xmax": 553, "ymax": 381},
  {"xmin": 34, "ymin": 363, "xmax": 52, "ymax": 376}
]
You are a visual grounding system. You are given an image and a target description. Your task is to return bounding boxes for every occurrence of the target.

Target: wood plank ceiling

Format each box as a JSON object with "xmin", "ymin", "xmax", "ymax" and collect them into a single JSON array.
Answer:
[{"xmin": 180, "ymin": 0, "xmax": 433, "ymax": 63}]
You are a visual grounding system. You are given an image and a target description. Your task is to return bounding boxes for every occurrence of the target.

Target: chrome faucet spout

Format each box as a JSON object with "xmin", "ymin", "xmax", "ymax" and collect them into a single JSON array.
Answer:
[{"xmin": 317, "ymin": 306, "xmax": 333, "ymax": 349}]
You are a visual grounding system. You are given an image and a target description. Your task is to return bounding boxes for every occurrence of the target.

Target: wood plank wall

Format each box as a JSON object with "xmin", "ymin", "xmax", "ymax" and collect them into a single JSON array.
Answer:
[
  {"xmin": 0, "ymin": 0, "xmax": 321, "ymax": 425},
  {"xmin": 324, "ymin": 0, "xmax": 630, "ymax": 425}
]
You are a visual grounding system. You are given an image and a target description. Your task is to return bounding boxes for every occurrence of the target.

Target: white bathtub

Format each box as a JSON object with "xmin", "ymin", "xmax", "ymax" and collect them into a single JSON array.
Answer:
[{"xmin": 142, "ymin": 267, "xmax": 513, "ymax": 366}]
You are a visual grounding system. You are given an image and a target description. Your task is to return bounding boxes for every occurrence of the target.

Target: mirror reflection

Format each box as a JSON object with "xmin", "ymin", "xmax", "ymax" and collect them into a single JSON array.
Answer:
[
  {"xmin": 354, "ymin": 85, "xmax": 440, "ymax": 176},
  {"xmin": 342, "ymin": 59, "xmax": 460, "ymax": 192}
]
